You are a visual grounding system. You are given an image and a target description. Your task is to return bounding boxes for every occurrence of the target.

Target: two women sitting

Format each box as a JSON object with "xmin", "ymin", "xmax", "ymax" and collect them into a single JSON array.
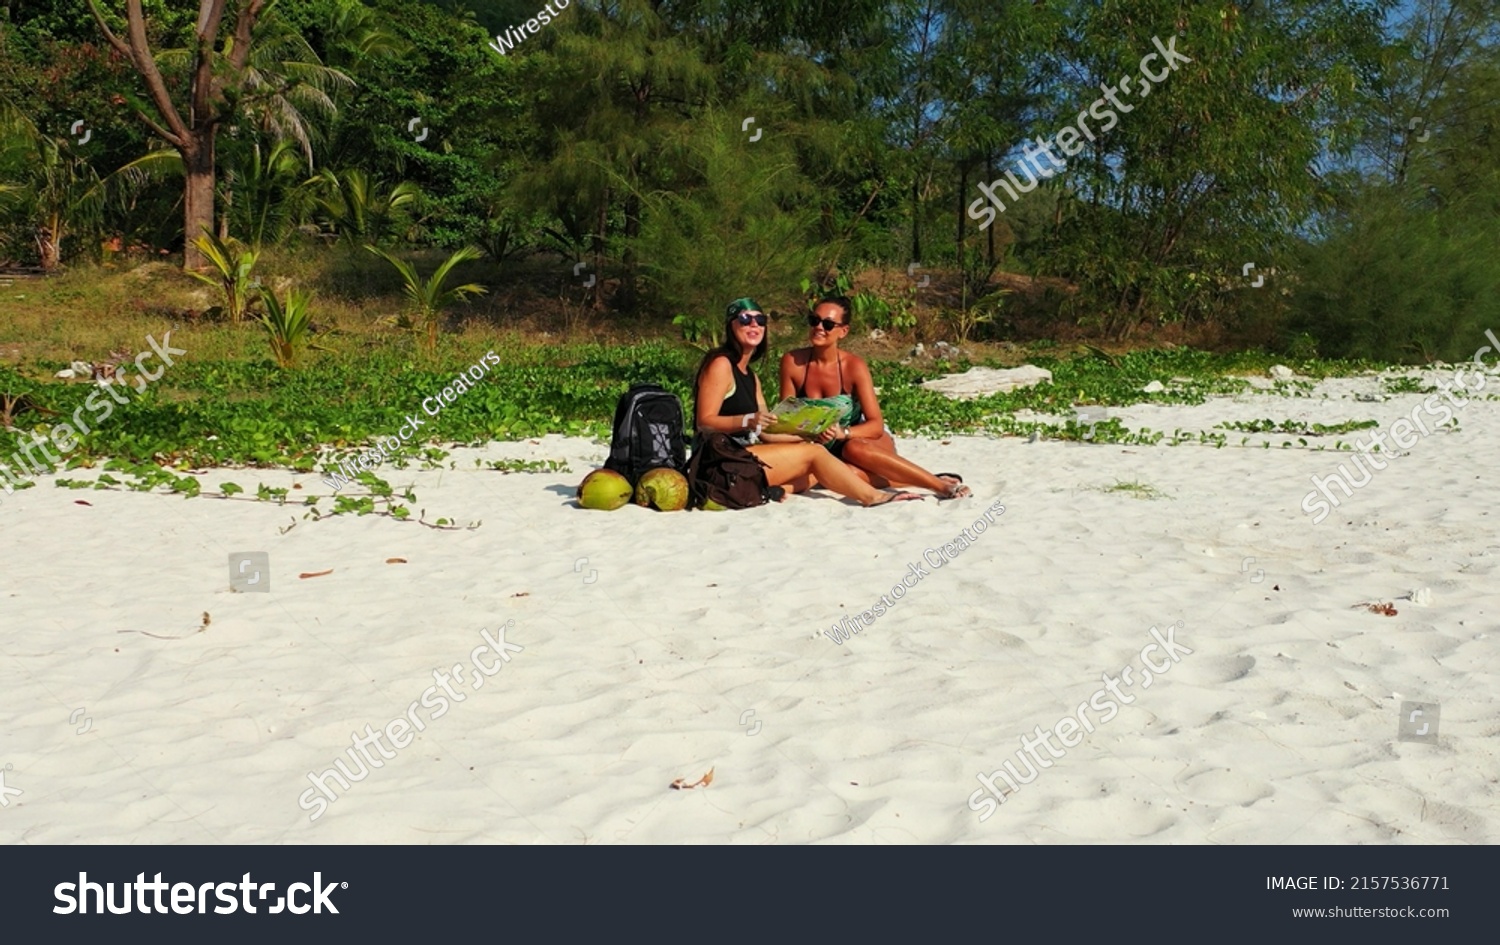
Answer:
[{"xmin": 693, "ymin": 297, "xmax": 971, "ymax": 507}]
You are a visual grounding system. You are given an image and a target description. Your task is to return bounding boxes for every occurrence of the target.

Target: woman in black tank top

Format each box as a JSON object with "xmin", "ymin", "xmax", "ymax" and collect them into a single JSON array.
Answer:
[{"xmin": 692, "ymin": 298, "xmax": 923, "ymax": 507}]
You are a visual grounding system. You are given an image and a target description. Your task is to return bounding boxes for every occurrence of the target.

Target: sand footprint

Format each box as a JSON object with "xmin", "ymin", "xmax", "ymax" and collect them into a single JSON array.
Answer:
[
  {"xmin": 1199, "ymin": 654, "xmax": 1256, "ymax": 684},
  {"xmin": 1177, "ymin": 766, "xmax": 1274, "ymax": 807},
  {"xmin": 1421, "ymin": 801, "xmax": 1492, "ymax": 842}
]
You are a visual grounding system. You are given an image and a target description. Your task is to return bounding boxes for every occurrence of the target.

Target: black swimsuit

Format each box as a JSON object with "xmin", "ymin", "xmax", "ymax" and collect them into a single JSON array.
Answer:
[{"xmin": 795, "ymin": 352, "xmax": 863, "ymax": 457}]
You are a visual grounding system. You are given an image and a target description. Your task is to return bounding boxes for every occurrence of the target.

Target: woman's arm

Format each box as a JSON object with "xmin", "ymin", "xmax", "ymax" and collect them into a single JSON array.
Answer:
[
  {"xmin": 778, "ymin": 351, "xmax": 799, "ymax": 401},
  {"xmin": 845, "ymin": 355, "xmax": 885, "ymax": 440},
  {"xmin": 695, "ymin": 356, "xmax": 774, "ymax": 435}
]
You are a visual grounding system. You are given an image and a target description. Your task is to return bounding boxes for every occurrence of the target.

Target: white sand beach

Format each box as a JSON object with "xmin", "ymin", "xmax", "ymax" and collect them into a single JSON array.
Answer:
[{"xmin": 2, "ymin": 366, "xmax": 1497, "ymax": 844}]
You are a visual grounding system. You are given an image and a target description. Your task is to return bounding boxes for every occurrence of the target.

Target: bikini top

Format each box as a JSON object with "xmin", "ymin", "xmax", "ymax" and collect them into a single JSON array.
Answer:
[{"xmin": 795, "ymin": 352, "xmax": 861, "ymax": 427}]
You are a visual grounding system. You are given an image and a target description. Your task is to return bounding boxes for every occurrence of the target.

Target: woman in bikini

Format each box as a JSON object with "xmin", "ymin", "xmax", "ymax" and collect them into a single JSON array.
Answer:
[
  {"xmin": 693, "ymin": 298, "xmax": 923, "ymax": 507},
  {"xmin": 777, "ymin": 296, "xmax": 970, "ymax": 499}
]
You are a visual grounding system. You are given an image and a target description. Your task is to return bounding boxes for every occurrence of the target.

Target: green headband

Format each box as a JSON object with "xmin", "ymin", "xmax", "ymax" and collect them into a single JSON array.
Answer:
[{"xmin": 725, "ymin": 297, "xmax": 762, "ymax": 320}]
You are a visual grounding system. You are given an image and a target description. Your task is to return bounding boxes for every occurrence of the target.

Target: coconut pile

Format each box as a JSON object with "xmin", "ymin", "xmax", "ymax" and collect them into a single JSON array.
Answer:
[{"xmin": 578, "ymin": 467, "xmax": 690, "ymax": 511}]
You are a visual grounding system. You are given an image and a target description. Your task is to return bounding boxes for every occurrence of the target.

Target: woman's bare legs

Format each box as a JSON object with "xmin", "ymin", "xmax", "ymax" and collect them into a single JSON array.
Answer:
[
  {"xmin": 749, "ymin": 442, "xmax": 918, "ymax": 506},
  {"xmin": 781, "ymin": 463, "xmax": 871, "ymax": 494},
  {"xmin": 840, "ymin": 433, "xmax": 969, "ymax": 497}
]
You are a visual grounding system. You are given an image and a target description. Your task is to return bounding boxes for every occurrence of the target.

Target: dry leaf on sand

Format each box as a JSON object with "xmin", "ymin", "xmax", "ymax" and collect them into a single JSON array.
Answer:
[
  {"xmin": 299, "ymin": 569, "xmax": 334, "ymax": 579},
  {"xmin": 670, "ymin": 767, "xmax": 714, "ymax": 791}
]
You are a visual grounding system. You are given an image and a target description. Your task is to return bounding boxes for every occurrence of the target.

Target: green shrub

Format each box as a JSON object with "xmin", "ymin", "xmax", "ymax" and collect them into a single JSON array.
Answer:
[
  {"xmin": 256, "ymin": 287, "xmax": 318, "ymax": 368},
  {"xmin": 1287, "ymin": 188, "xmax": 1500, "ymax": 362},
  {"xmin": 186, "ymin": 231, "xmax": 260, "ymax": 321}
]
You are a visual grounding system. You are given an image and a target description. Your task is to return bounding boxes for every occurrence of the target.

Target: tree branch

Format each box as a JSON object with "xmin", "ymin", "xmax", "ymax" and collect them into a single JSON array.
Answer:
[
  {"xmin": 119, "ymin": 0, "xmax": 192, "ymax": 144},
  {"xmin": 84, "ymin": 0, "xmax": 133, "ymax": 59},
  {"xmin": 127, "ymin": 104, "xmax": 179, "ymax": 146},
  {"xmin": 191, "ymin": 0, "xmax": 228, "ymax": 129},
  {"xmin": 227, "ymin": 0, "xmax": 268, "ymax": 72}
]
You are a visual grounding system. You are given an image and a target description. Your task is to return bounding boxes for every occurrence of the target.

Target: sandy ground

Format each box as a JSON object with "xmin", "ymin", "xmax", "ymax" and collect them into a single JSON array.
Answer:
[{"xmin": 1, "ymin": 365, "xmax": 1497, "ymax": 844}]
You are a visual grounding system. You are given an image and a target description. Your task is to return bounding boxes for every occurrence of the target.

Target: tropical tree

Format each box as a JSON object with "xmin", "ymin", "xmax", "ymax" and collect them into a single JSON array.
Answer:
[
  {"xmin": 85, "ymin": 0, "xmax": 282, "ymax": 269},
  {"xmin": 227, "ymin": 136, "xmax": 310, "ymax": 248},
  {"xmin": 85, "ymin": 0, "xmax": 349, "ymax": 267},
  {"xmin": 633, "ymin": 111, "xmax": 820, "ymax": 329},
  {"xmin": 0, "ymin": 129, "xmax": 105, "ymax": 269},
  {"xmin": 312, "ymin": 167, "xmax": 420, "ymax": 245}
]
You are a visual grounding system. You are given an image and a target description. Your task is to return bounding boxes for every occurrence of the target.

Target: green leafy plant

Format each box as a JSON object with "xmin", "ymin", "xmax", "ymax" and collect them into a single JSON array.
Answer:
[
  {"xmin": 948, "ymin": 287, "xmax": 1007, "ymax": 342},
  {"xmin": 484, "ymin": 458, "xmax": 571, "ymax": 474},
  {"xmin": 312, "ymin": 168, "xmax": 420, "ymax": 245},
  {"xmin": 256, "ymin": 286, "xmax": 322, "ymax": 368},
  {"xmin": 1215, "ymin": 418, "xmax": 1379, "ymax": 436},
  {"xmin": 1095, "ymin": 480, "xmax": 1169, "ymax": 500},
  {"xmin": 851, "ymin": 290, "xmax": 890, "ymax": 328},
  {"xmin": 186, "ymin": 230, "xmax": 260, "ymax": 321},
  {"xmin": 672, "ymin": 312, "xmax": 722, "ymax": 350},
  {"xmin": 801, "ymin": 274, "xmax": 854, "ymax": 307},
  {"xmin": 365, "ymin": 245, "xmax": 488, "ymax": 351},
  {"xmin": 58, "ymin": 466, "xmax": 478, "ymax": 529}
]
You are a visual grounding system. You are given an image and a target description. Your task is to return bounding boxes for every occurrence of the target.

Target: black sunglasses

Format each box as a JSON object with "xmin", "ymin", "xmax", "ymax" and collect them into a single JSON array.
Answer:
[
  {"xmin": 732, "ymin": 312, "xmax": 768, "ymax": 326},
  {"xmin": 807, "ymin": 314, "xmax": 846, "ymax": 331}
]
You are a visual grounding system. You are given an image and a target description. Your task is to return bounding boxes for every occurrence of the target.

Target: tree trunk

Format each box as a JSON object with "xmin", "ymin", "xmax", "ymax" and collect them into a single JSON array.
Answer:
[
  {"xmin": 985, "ymin": 157, "xmax": 996, "ymax": 271},
  {"xmin": 956, "ymin": 162, "xmax": 967, "ymax": 255},
  {"xmin": 219, "ymin": 165, "xmax": 233, "ymax": 241},
  {"xmin": 183, "ymin": 130, "xmax": 218, "ymax": 269},
  {"xmin": 35, "ymin": 225, "xmax": 60, "ymax": 271},
  {"xmin": 910, "ymin": 177, "xmax": 921, "ymax": 264},
  {"xmin": 620, "ymin": 187, "xmax": 639, "ymax": 311},
  {"xmin": 591, "ymin": 189, "xmax": 607, "ymax": 311}
]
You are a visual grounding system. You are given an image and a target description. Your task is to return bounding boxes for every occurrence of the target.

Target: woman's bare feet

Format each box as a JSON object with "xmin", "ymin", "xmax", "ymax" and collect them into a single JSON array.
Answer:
[
  {"xmin": 937, "ymin": 481, "xmax": 972, "ymax": 500},
  {"xmin": 865, "ymin": 490, "xmax": 926, "ymax": 507}
]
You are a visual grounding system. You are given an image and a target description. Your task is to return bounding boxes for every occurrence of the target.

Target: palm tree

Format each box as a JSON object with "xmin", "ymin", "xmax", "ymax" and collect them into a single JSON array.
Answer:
[
  {"xmin": 0, "ymin": 107, "xmax": 106, "ymax": 270},
  {"xmin": 323, "ymin": 0, "xmax": 411, "ymax": 68},
  {"xmin": 186, "ymin": 230, "xmax": 260, "ymax": 321},
  {"xmin": 86, "ymin": 0, "xmax": 353, "ymax": 269},
  {"xmin": 227, "ymin": 137, "xmax": 310, "ymax": 249},
  {"xmin": 153, "ymin": 10, "xmax": 352, "ymax": 243},
  {"xmin": 366, "ymin": 245, "xmax": 488, "ymax": 351},
  {"xmin": 314, "ymin": 169, "xmax": 421, "ymax": 246},
  {"xmin": 256, "ymin": 286, "xmax": 321, "ymax": 368}
]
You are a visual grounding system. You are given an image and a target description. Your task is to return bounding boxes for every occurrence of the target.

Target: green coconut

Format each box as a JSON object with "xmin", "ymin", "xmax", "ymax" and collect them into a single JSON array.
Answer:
[
  {"xmin": 577, "ymin": 468, "xmax": 633, "ymax": 510},
  {"xmin": 633, "ymin": 467, "xmax": 690, "ymax": 511}
]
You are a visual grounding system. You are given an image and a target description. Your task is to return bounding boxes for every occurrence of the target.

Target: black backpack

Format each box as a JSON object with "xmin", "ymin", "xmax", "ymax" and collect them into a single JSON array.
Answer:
[
  {"xmin": 686, "ymin": 432, "xmax": 779, "ymax": 510},
  {"xmin": 603, "ymin": 384, "xmax": 688, "ymax": 486}
]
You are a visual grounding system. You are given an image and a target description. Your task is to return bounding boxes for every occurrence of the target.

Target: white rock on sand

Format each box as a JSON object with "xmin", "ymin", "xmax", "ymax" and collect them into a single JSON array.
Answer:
[
  {"xmin": 0, "ymin": 365, "xmax": 1496, "ymax": 844},
  {"xmin": 920, "ymin": 364, "xmax": 1052, "ymax": 399}
]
